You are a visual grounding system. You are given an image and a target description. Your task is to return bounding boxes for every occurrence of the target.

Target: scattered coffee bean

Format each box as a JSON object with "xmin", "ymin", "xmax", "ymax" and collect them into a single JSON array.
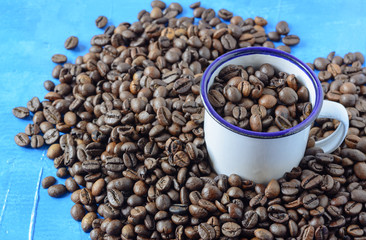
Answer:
[
  {"xmin": 14, "ymin": 132, "xmax": 30, "ymax": 147},
  {"xmin": 42, "ymin": 176, "xmax": 56, "ymax": 189},
  {"xmin": 13, "ymin": 107, "xmax": 29, "ymax": 119},
  {"xmin": 48, "ymin": 184, "xmax": 67, "ymax": 197},
  {"xmin": 70, "ymin": 203, "xmax": 86, "ymax": 221},
  {"xmin": 64, "ymin": 36, "xmax": 78, "ymax": 50},
  {"xmin": 30, "ymin": 135, "xmax": 44, "ymax": 148},
  {"xmin": 51, "ymin": 54, "xmax": 67, "ymax": 63},
  {"xmin": 276, "ymin": 21, "xmax": 290, "ymax": 35},
  {"xmin": 95, "ymin": 16, "xmax": 108, "ymax": 28}
]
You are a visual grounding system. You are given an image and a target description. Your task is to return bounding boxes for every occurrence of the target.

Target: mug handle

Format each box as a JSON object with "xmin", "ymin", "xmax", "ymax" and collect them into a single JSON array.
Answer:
[{"xmin": 314, "ymin": 100, "xmax": 349, "ymax": 153}]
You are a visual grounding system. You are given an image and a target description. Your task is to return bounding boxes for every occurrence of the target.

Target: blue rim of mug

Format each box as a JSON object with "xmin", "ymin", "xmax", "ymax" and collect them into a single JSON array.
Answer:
[{"xmin": 200, "ymin": 47, "xmax": 323, "ymax": 139}]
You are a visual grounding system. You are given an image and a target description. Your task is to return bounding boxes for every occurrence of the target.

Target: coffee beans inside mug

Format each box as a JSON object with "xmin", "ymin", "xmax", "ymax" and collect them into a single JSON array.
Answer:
[{"xmin": 208, "ymin": 63, "xmax": 312, "ymax": 132}]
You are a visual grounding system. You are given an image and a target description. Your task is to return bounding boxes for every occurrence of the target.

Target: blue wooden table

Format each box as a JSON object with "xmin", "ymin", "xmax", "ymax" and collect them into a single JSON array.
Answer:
[{"xmin": 0, "ymin": 0, "xmax": 365, "ymax": 239}]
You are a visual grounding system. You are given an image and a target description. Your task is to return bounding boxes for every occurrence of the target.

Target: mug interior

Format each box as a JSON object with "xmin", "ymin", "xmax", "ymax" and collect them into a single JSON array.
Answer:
[{"xmin": 201, "ymin": 47, "xmax": 323, "ymax": 138}]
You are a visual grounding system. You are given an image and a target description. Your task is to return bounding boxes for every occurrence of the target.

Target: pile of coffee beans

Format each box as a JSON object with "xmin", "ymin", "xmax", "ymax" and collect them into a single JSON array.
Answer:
[
  {"xmin": 12, "ymin": 0, "xmax": 366, "ymax": 239},
  {"xmin": 208, "ymin": 63, "xmax": 311, "ymax": 132}
]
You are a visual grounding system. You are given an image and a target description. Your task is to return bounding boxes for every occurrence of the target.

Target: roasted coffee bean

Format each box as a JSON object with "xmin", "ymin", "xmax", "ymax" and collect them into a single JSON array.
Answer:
[
  {"xmin": 265, "ymin": 179, "xmax": 280, "ymax": 199},
  {"xmin": 81, "ymin": 212, "xmax": 97, "ymax": 232},
  {"xmin": 218, "ymin": 9, "xmax": 233, "ymax": 20},
  {"xmin": 303, "ymin": 194, "xmax": 319, "ymax": 209},
  {"xmin": 314, "ymin": 57, "xmax": 330, "ymax": 71},
  {"xmin": 95, "ymin": 16, "xmax": 108, "ymax": 28},
  {"xmin": 351, "ymin": 189, "xmax": 366, "ymax": 203},
  {"xmin": 51, "ymin": 54, "xmax": 67, "ymax": 63},
  {"xmin": 107, "ymin": 189, "xmax": 124, "ymax": 208},
  {"xmin": 221, "ymin": 34, "xmax": 237, "ymax": 50},
  {"xmin": 25, "ymin": 123, "xmax": 40, "ymax": 136},
  {"xmin": 254, "ymin": 228, "xmax": 274, "ymax": 240},
  {"xmin": 31, "ymin": 135, "xmax": 44, "ymax": 148},
  {"xmin": 189, "ymin": 205, "xmax": 208, "ymax": 218},
  {"xmin": 301, "ymin": 174, "xmax": 322, "ymax": 189},
  {"xmin": 14, "ymin": 132, "xmax": 30, "ymax": 147},
  {"xmin": 156, "ymin": 175, "xmax": 172, "ymax": 192},
  {"xmin": 222, "ymin": 222, "xmax": 241, "ymax": 237},
  {"xmin": 202, "ymin": 8, "xmax": 215, "ymax": 22},
  {"xmin": 65, "ymin": 177, "xmax": 79, "ymax": 192},
  {"xmin": 13, "ymin": 107, "xmax": 29, "ymax": 119},
  {"xmin": 43, "ymin": 80, "xmax": 55, "ymax": 91},
  {"xmin": 43, "ymin": 106, "xmax": 61, "ymax": 124},
  {"xmin": 198, "ymin": 222, "xmax": 216, "ymax": 240},
  {"xmin": 276, "ymin": 21, "xmax": 290, "ymax": 35},
  {"xmin": 43, "ymin": 128, "xmax": 59, "ymax": 145},
  {"xmin": 242, "ymin": 210, "xmax": 259, "ymax": 228},
  {"xmin": 27, "ymin": 97, "xmax": 41, "ymax": 112},
  {"xmin": 64, "ymin": 36, "xmax": 79, "ymax": 50},
  {"xmin": 42, "ymin": 176, "xmax": 56, "ymax": 189},
  {"xmin": 70, "ymin": 203, "xmax": 86, "ymax": 221},
  {"xmin": 354, "ymin": 162, "xmax": 366, "ymax": 179},
  {"xmin": 282, "ymin": 35, "xmax": 300, "ymax": 46},
  {"xmin": 48, "ymin": 184, "xmax": 67, "ymax": 198}
]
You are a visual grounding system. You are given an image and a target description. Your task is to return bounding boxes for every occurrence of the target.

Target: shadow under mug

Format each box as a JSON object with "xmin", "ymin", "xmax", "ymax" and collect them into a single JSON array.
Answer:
[{"xmin": 200, "ymin": 47, "xmax": 349, "ymax": 184}]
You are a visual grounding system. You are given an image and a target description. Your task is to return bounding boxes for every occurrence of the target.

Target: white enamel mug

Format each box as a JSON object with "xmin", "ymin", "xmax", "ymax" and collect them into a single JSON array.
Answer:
[{"xmin": 200, "ymin": 47, "xmax": 349, "ymax": 184}]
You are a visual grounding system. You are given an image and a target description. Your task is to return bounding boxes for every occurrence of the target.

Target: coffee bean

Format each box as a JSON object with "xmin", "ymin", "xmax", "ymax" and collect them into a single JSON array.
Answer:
[
  {"xmin": 201, "ymin": 185, "xmax": 222, "ymax": 200},
  {"xmin": 70, "ymin": 203, "xmax": 86, "ymax": 221},
  {"xmin": 27, "ymin": 97, "xmax": 41, "ymax": 113},
  {"xmin": 107, "ymin": 188, "xmax": 124, "ymax": 208},
  {"xmin": 276, "ymin": 45, "xmax": 291, "ymax": 53},
  {"xmin": 31, "ymin": 135, "xmax": 44, "ymax": 148},
  {"xmin": 189, "ymin": 204, "xmax": 208, "ymax": 218},
  {"xmin": 65, "ymin": 177, "xmax": 79, "ymax": 192},
  {"xmin": 189, "ymin": 1, "xmax": 200, "ymax": 9},
  {"xmin": 64, "ymin": 36, "xmax": 78, "ymax": 50},
  {"xmin": 51, "ymin": 54, "xmax": 67, "ymax": 63},
  {"xmin": 218, "ymin": 9, "xmax": 233, "ymax": 20},
  {"xmin": 222, "ymin": 222, "xmax": 241, "ymax": 237},
  {"xmin": 351, "ymin": 189, "xmax": 366, "ymax": 203},
  {"xmin": 48, "ymin": 184, "xmax": 67, "ymax": 197},
  {"xmin": 81, "ymin": 212, "xmax": 97, "ymax": 232},
  {"xmin": 156, "ymin": 175, "xmax": 172, "ymax": 192},
  {"xmin": 242, "ymin": 210, "xmax": 258, "ymax": 228},
  {"xmin": 276, "ymin": 21, "xmax": 290, "ymax": 35},
  {"xmin": 221, "ymin": 34, "xmax": 237, "ymax": 50},
  {"xmin": 43, "ymin": 106, "xmax": 61, "ymax": 124},
  {"xmin": 173, "ymin": 151, "xmax": 190, "ymax": 168},
  {"xmin": 313, "ymin": 57, "xmax": 330, "ymax": 71},
  {"xmin": 43, "ymin": 128, "xmax": 59, "ymax": 145},
  {"xmin": 254, "ymin": 228, "xmax": 274, "ymax": 240},
  {"xmin": 42, "ymin": 176, "xmax": 56, "ymax": 189},
  {"xmin": 14, "ymin": 132, "xmax": 30, "ymax": 147},
  {"xmin": 303, "ymin": 194, "xmax": 319, "ymax": 209},
  {"xmin": 345, "ymin": 201, "xmax": 362, "ymax": 215},
  {"xmin": 95, "ymin": 16, "xmax": 108, "ymax": 28},
  {"xmin": 279, "ymin": 87, "xmax": 298, "ymax": 105},
  {"xmin": 265, "ymin": 179, "xmax": 280, "ymax": 199},
  {"xmin": 282, "ymin": 35, "xmax": 300, "ymax": 46},
  {"xmin": 13, "ymin": 107, "xmax": 29, "ymax": 119},
  {"xmin": 270, "ymin": 223, "xmax": 287, "ymax": 237},
  {"xmin": 198, "ymin": 222, "xmax": 216, "ymax": 240},
  {"xmin": 341, "ymin": 148, "xmax": 366, "ymax": 161},
  {"xmin": 44, "ymin": 80, "xmax": 55, "ymax": 91},
  {"xmin": 301, "ymin": 174, "xmax": 322, "ymax": 189}
]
